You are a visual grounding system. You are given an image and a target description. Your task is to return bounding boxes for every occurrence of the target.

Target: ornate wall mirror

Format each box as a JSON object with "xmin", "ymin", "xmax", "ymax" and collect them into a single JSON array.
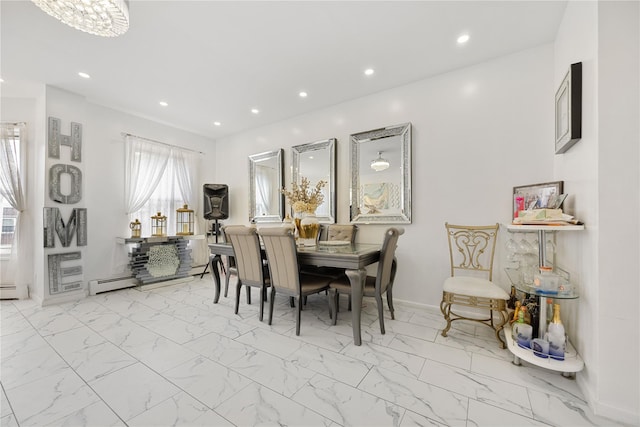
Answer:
[
  {"xmin": 350, "ymin": 123, "xmax": 412, "ymax": 224},
  {"xmin": 292, "ymin": 138, "xmax": 336, "ymax": 224},
  {"xmin": 249, "ymin": 149, "xmax": 284, "ymax": 223}
]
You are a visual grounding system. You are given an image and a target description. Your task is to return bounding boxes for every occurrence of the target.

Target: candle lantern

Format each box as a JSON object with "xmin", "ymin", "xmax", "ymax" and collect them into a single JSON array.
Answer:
[
  {"xmin": 129, "ymin": 218, "xmax": 142, "ymax": 238},
  {"xmin": 151, "ymin": 212, "xmax": 167, "ymax": 236},
  {"xmin": 176, "ymin": 204, "xmax": 194, "ymax": 235}
]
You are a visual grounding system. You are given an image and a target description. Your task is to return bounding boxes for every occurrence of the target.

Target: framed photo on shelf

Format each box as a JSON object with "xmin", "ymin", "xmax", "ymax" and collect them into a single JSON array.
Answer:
[
  {"xmin": 513, "ymin": 181, "xmax": 564, "ymax": 218},
  {"xmin": 555, "ymin": 62, "xmax": 582, "ymax": 154}
]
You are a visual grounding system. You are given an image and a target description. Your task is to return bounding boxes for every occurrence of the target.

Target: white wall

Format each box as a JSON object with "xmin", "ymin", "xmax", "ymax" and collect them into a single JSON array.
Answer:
[
  {"xmin": 213, "ymin": 44, "xmax": 556, "ymax": 308},
  {"xmin": 554, "ymin": 1, "xmax": 639, "ymax": 424},
  {"xmin": 3, "ymin": 86, "xmax": 216, "ymax": 302}
]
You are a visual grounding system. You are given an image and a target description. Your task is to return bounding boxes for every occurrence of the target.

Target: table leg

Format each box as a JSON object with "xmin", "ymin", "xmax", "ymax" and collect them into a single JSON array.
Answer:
[
  {"xmin": 346, "ymin": 268, "xmax": 366, "ymax": 346},
  {"xmin": 210, "ymin": 255, "xmax": 222, "ymax": 303}
]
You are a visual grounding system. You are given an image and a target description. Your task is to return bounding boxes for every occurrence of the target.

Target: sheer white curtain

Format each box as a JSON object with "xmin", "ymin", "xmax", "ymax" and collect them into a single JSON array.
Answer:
[
  {"xmin": 0, "ymin": 123, "xmax": 28, "ymax": 295},
  {"xmin": 124, "ymin": 135, "xmax": 171, "ymax": 216}
]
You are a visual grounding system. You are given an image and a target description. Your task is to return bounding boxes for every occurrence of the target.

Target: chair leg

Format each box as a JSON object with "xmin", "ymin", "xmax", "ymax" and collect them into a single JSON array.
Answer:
[
  {"xmin": 386, "ymin": 288, "xmax": 395, "ymax": 320},
  {"xmin": 348, "ymin": 294, "xmax": 352, "ymax": 311},
  {"xmin": 375, "ymin": 293, "xmax": 385, "ymax": 334},
  {"xmin": 289, "ymin": 296, "xmax": 295, "ymax": 308},
  {"xmin": 246, "ymin": 286, "xmax": 251, "ymax": 304},
  {"xmin": 295, "ymin": 296, "xmax": 302, "ymax": 335},
  {"xmin": 224, "ymin": 272, "xmax": 231, "ymax": 298},
  {"xmin": 440, "ymin": 297, "xmax": 452, "ymax": 337},
  {"xmin": 234, "ymin": 281, "xmax": 242, "ymax": 315},
  {"xmin": 328, "ymin": 289, "xmax": 338, "ymax": 325},
  {"xmin": 268, "ymin": 288, "xmax": 276, "ymax": 325},
  {"xmin": 258, "ymin": 286, "xmax": 265, "ymax": 322}
]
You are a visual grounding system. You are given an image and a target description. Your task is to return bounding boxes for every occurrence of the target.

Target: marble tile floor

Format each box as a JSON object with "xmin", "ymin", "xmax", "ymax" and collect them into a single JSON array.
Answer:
[{"xmin": 0, "ymin": 277, "xmax": 624, "ymax": 427}]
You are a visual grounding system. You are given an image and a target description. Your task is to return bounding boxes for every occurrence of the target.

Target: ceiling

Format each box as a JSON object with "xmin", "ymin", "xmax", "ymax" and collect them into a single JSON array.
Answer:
[{"xmin": 1, "ymin": 0, "xmax": 567, "ymax": 140}]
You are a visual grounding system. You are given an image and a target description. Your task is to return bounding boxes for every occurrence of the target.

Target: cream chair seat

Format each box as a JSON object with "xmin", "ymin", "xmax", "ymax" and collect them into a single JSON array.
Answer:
[{"xmin": 440, "ymin": 223, "xmax": 509, "ymax": 348}]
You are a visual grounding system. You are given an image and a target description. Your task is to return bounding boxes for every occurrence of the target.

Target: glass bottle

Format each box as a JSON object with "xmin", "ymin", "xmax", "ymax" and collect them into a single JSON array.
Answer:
[
  {"xmin": 547, "ymin": 303, "xmax": 566, "ymax": 360},
  {"xmin": 507, "ymin": 286, "xmax": 518, "ymax": 309}
]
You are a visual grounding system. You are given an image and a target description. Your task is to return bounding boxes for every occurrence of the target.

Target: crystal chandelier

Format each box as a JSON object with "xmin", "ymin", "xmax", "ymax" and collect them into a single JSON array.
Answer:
[
  {"xmin": 370, "ymin": 152, "xmax": 390, "ymax": 172},
  {"xmin": 31, "ymin": 0, "xmax": 130, "ymax": 37}
]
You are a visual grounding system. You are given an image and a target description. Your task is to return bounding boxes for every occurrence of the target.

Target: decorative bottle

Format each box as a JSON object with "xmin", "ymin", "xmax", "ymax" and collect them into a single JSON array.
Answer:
[
  {"xmin": 507, "ymin": 286, "xmax": 518, "ymax": 309},
  {"xmin": 547, "ymin": 303, "xmax": 566, "ymax": 360},
  {"xmin": 510, "ymin": 301, "xmax": 521, "ymax": 325}
]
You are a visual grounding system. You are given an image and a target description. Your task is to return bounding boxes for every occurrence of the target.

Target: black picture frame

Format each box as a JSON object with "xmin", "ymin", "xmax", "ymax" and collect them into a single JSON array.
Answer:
[
  {"xmin": 513, "ymin": 181, "xmax": 564, "ymax": 218},
  {"xmin": 555, "ymin": 62, "xmax": 582, "ymax": 154}
]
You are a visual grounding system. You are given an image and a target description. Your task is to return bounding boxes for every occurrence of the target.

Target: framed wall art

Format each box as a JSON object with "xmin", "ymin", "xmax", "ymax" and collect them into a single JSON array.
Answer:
[
  {"xmin": 555, "ymin": 62, "xmax": 582, "ymax": 154},
  {"xmin": 513, "ymin": 181, "xmax": 564, "ymax": 219}
]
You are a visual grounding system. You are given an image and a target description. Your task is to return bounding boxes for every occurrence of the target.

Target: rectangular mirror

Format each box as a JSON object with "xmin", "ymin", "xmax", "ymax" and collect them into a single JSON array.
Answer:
[
  {"xmin": 350, "ymin": 123, "xmax": 412, "ymax": 224},
  {"xmin": 292, "ymin": 138, "xmax": 336, "ymax": 224},
  {"xmin": 249, "ymin": 149, "xmax": 284, "ymax": 223}
]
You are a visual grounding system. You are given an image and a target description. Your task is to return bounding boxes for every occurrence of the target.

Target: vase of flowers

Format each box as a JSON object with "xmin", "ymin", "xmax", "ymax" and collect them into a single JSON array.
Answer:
[{"xmin": 281, "ymin": 177, "xmax": 326, "ymax": 246}]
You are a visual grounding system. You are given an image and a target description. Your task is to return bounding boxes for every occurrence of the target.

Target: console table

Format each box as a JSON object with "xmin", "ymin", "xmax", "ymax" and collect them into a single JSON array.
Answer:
[{"xmin": 117, "ymin": 235, "xmax": 200, "ymax": 289}]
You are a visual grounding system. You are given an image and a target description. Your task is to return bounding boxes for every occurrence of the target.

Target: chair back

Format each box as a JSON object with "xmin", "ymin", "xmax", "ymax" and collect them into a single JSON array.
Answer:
[
  {"xmin": 324, "ymin": 224, "xmax": 358, "ymax": 244},
  {"xmin": 258, "ymin": 227, "xmax": 300, "ymax": 293},
  {"xmin": 375, "ymin": 227, "xmax": 404, "ymax": 293},
  {"xmin": 445, "ymin": 223, "xmax": 499, "ymax": 281},
  {"xmin": 220, "ymin": 226, "xmax": 237, "ymax": 269},
  {"xmin": 224, "ymin": 225, "xmax": 264, "ymax": 286}
]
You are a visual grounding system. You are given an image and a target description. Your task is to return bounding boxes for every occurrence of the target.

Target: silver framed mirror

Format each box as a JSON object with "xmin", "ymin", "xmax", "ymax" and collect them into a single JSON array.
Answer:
[
  {"xmin": 350, "ymin": 123, "xmax": 412, "ymax": 224},
  {"xmin": 292, "ymin": 138, "xmax": 336, "ymax": 224},
  {"xmin": 249, "ymin": 149, "xmax": 284, "ymax": 223}
]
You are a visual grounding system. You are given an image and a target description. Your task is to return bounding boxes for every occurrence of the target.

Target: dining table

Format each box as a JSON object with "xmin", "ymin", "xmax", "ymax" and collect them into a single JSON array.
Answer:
[{"xmin": 207, "ymin": 241, "xmax": 382, "ymax": 346}]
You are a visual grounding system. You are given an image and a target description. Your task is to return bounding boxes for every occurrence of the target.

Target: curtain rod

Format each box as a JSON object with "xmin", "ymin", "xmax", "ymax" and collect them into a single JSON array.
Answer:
[
  {"xmin": 1, "ymin": 122, "xmax": 26, "ymax": 126},
  {"xmin": 121, "ymin": 132, "xmax": 205, "ymax": 155}
]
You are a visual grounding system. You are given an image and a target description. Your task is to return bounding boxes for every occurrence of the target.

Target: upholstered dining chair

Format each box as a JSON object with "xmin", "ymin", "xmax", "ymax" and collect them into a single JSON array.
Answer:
[
  {"xmin": 440, "ymin": 223, "xmax": 509, "ymax": 348},
  {"xmin": 328, "ymin": 227, "xmax": 404, "ymax": 335},
  {"xmin": 224, "ymin": 225, "xmax": 270, "ymax": 321},
  {"xmin": 220, "ymin": 226, "xmax": 238, "ymax": 298},
  {"xmin": 321, "ymin": 224, "xmax": 358, "ymax": 244},
  {"xmin": 257, "ymin": 227, "xmax": 333, "ymax": 335}
]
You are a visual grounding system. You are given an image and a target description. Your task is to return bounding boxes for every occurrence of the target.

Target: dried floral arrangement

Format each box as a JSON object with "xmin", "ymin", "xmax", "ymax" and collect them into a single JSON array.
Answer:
[{"xmin": 281, "ymin": 177, "xmax": 327, "ymax": 213}]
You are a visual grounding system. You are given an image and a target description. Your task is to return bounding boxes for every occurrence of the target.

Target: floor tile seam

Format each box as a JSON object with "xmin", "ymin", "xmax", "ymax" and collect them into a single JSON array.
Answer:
[
  {"xmin": 0, "ymin": 381, "xmax": 17, "ymax": 422},
  {"xmin": 417, "ymin": 357, "xmax": 534, "ymax": 400},
  {"xmin": 468, "ymin": 353, "xmax": 587, "ymax": 404},
  {"xmin": 304, "ymin": 370, "xmax": 411, "ymax": 425},
  {"xmin": 288, "ymin": 371, "xmax": 396, "ymax": 426},
  {"xmin": 368, "ymin": 364, "xmax": 470, "ymax": 403}
]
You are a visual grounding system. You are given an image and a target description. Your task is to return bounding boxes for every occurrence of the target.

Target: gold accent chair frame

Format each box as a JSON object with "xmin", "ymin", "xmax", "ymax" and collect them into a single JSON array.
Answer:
[{"xmin": 440, "ymin": 223, "xmax": 509, "ymax": 348}]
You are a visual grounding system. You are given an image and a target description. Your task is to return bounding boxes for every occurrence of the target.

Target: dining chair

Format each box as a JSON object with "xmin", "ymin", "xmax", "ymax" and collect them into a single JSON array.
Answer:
[
  {"xmin": 257, "ymin": 227, "xmax": 333, "ymax": 335},
  {"xmin": 328, "ymin": 227, "xmax": 404, "ymax": 334},
  {"xmin": 440, "ymin": 223, "xmax": 509, "ymax": 348},
  {"xmin": 320, "ymin": 224, "xmax": 358, "ymax": 244},
  {"xmin": 220, "ymin": 226, "xmax": 238, "ymax": 298},
  {"xmin": 224, "ymin": 225, "xmax": 270, "ymax": 321}
]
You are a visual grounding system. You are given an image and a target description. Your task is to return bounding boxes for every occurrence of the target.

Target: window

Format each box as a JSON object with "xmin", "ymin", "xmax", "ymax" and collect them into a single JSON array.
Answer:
[
  {"xmin": 124, "ymin": 135, "xmax": 199, "ymax": 237},
  {"xmin": 0, "ymin": 123, "xmax": 25, "ymax": 262}
]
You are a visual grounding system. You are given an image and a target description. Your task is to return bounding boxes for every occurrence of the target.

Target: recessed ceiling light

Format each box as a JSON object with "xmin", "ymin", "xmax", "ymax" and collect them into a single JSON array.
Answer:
[
  {"xmin": 159, "ymin": 101, "xmax": 168, "ymax": 107},
  {"xmin": 457, "ymin": 34, "xmax": 470, "ymax": 44},
  {"xmin": 364, "ymin": 68, "xmax": 375, "ymax": 76},
  {"xmin": 78, "ymin": 72, "xmax": 91, "ymax": 79},
  {"xmin": 251, "ymin": 108, "xmax": 260, "ymax": 114},
  {"xmin": 299, "ymin": 91, "xmax": 308, "ymax": 98},
  {"xmin": 0, "ymin": 78, "xmax": 4, "ymax": 83},
  {"xmin": 213, "ymin": 121, "xmax": 221, "ymax": 126}
]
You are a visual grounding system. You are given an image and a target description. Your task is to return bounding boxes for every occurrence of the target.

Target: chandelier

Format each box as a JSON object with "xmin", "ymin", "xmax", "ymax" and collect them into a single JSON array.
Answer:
[
  {"xmin": 31, "ymin": 0, "xmax": 130, "ymax": 37},
  {"xmin": 370, "ymin": 152, "xmax": 390, "ymax": 172}
]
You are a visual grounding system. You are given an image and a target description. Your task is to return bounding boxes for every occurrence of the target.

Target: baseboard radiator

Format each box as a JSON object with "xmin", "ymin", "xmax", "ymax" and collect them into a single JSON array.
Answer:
[
  {"xmin": 88, "ymin": 276, "xmax": 137, "ymax": 295},
  {"xmin": 89, "ymin": 265, "xmax": 208, "ymax": 296}
]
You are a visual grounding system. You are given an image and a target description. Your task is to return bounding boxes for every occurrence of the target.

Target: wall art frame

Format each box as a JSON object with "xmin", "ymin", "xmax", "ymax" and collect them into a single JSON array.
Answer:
[
  {"xmin": 555, "ymin": 62, "xmax": 582, "ymax": 154},
  {"xmin": 513, "ymin": 181, "xmax": 564, "ymax": 218}
]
